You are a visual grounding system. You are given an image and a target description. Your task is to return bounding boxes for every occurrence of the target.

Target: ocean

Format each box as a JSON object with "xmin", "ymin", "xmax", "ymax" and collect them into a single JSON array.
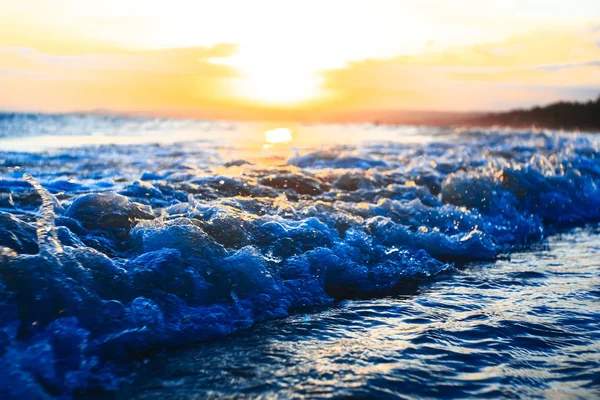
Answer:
[{"xmin": 0, "ymin": 113, "xmax": 599, "ymax": 399}]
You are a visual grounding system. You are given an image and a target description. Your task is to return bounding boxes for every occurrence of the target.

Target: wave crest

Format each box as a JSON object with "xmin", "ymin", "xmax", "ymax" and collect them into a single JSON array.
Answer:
[{"xmin": 1, "ymin": 129, "xmax": 599, "ymax": 397}]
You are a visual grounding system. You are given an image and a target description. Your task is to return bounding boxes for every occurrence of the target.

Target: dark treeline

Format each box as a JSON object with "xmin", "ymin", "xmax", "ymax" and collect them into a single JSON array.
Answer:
[{"xmin": 464, "ymin": 95, "xmax": 600, "ymax": 131}]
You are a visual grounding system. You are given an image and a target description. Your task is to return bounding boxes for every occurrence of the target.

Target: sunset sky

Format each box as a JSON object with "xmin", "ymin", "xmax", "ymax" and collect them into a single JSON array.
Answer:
[{"xmin": 1, "ymin": 0, "xmax": 599, "ymax": 120}]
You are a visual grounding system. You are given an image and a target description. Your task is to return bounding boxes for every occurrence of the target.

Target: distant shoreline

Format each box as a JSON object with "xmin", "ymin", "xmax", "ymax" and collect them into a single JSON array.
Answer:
[
  {"xmin": 2, "ymin": 96, "xmax": 599, "ymax": 132},
  {"xmin": 457, "ymin": 96, "xmax": 600, "ymax": 132},
  {"xmin": 366, "ymin": 96, "xmax": 600, "ymax": 132}
]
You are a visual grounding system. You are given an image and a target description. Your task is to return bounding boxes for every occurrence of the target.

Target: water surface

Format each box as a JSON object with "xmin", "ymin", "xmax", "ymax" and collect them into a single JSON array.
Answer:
[
  {"xmin": 0, "ymin": 113, "xmax": 599, "ymax": 399},
  {"xmin": 122, "ymin": 228, "xmax": 600, "ymax": 399}
]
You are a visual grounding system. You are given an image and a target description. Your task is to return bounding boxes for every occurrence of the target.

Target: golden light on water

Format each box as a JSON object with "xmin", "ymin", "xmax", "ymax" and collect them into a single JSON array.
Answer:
[{"xmin": 264, "ymin": 127, "xmax": 293, "ymax": 144}]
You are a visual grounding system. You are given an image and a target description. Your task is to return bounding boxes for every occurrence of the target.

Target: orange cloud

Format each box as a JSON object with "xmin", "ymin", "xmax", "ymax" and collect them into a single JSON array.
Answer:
[
  {"xmin": 319, "ymin": 29, "xmax": 600, "ymax": 112},
  {"xmin": 0, "ymin": 44, "xmax": 241, "ymax": 114},
  {"xmin": 1, "ymin": 28, "xmax": 598, "ymax": 118}
]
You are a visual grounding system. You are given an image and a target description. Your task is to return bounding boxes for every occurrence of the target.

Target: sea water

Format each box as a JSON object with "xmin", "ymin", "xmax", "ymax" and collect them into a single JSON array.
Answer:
[{"xmin": 0, "ymin": 113, "xmax": 598, "ymax": 398}]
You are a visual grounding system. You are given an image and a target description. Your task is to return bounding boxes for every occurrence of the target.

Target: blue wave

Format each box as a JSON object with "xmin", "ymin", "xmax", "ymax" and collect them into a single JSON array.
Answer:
[{"xmin": 1, "ymin": 125, "xmax": 599, "ymax": 398}]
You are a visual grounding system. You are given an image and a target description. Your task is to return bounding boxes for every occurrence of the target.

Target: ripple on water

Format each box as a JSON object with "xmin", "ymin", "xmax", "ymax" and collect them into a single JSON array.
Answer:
[
  {"xmin": 121, "ymin": 229, "xmax": 600, "ymax": 399},
  {"xmin": 0, "ymin": 121, "xmax": 600, "ymax": 398}
]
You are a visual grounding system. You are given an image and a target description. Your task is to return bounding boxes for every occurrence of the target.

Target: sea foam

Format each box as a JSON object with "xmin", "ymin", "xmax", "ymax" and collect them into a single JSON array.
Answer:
[{"xmin": 1, "ymin": 125, "xmax": 599, "ymax": 398}]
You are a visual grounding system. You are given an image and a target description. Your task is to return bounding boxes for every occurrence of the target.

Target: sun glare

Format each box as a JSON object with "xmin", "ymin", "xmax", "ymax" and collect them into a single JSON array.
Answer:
[
  {"xmin": 215, "ymin": 45, "xmax": 327, "ymax": 106},
  {"xmin": 238, "ymin": 71, "xmax": 323, "ymax": 105},
  {"xmin": 231, "ymin": 59, "xmax": 321, "ymax": 106},
  {"xmin": 264, "ymin": 127, "xmax": 293, "ymax": 144}
]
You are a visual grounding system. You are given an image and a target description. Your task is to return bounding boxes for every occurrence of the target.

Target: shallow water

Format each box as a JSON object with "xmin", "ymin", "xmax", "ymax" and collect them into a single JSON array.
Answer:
[
  {"xmin": 0, "ymin": 113, "xmax": 599, "ymax": 398},
  {"xmin": 123, "ymin": 228, "xmax": 600, "ymax": 399}
]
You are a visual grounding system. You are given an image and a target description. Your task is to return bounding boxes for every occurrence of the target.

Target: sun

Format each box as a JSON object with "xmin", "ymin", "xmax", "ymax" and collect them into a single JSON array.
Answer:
[
  {"xmin": 215, "ymin": 46, "xmax": 326, "ymax": 106},
  {"xmin": 238, "ymin": 70, "xmax": 323, "ymax": 105},
  {"xmin": 234, "ymin": 60, "xmax": 325, "ymax": 106}
]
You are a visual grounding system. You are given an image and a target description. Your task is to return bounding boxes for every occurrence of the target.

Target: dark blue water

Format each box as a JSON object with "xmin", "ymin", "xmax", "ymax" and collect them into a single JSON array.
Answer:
[
  {"xmin": 0, "ymin": 114, "xmax": 599, "ymax": 398},
  {"xmin": 123, "ymin": 228, "xmax": 600, "ymax": 399}
]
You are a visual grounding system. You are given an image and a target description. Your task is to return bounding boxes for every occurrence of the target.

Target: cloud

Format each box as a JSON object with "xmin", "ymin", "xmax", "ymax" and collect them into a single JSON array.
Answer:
[
  {"xmin": 0, "ymin": 44, "xmax": 242, "ymax": 113},
  {"xmin": 0, "ymin": 44, "xmax": 238, "ymax": 75},
  {"xmin": 319, "ymin": 29, "xmax": 600, "ymax": 111},
  {"xmin": 1, "ymin": 27, "xmax": 599, "ymax": 116},
  {"xmin": 536, "ymin": 60, "xmax": 600, "ymax": 71}
]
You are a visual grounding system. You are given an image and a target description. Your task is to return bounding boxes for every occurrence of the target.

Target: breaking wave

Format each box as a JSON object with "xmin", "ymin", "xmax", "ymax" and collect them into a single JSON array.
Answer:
[{"xmin": 1, "ymin": 122, "xmax": 599, "ymax": 398}]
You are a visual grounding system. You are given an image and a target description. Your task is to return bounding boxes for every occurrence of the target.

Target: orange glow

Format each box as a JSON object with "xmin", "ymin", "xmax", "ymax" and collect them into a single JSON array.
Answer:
[
  {"xmin": 0, "ymin": 1, "xmax": 598, "ymax": 117},
  {"xmin": 264, "ymin": 128, "xmax": 293, "ymax": 144}
]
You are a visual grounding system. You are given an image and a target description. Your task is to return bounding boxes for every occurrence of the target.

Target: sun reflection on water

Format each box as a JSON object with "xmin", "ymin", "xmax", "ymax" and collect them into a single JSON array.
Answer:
[{"xmin": 264, "ymin": 127, "xmax": 293, "ymax": 145}]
